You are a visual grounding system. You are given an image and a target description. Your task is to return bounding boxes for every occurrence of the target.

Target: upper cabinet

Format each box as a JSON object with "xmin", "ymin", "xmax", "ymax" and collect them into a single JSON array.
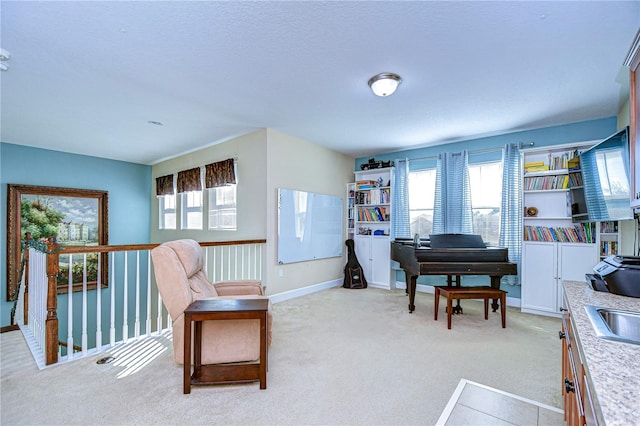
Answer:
[{"xmin": 625, "ymin": 29, "xmax": 640, "ymax": 211}]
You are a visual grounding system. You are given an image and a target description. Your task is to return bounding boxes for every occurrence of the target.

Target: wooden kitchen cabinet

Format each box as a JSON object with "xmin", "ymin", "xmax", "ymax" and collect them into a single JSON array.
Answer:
[
  {"xmin": 625, "ymin": 29, "xmax": 640, "ymax": 211},
  {"xmin": 560, "ymin": 297, "xmax": 599, "ymax": 426}
]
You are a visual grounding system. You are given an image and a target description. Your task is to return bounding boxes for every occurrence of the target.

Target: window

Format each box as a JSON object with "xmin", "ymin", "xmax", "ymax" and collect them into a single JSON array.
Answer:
[
  {"xmin": 181, "ymin": 191, "xmax": 203, "ymax": 230},
  {"xmin": 408, "ymin": 169, "xmax": 436, "ymax": 238},
  {"xmin": 159, "ymin": 194, "xmax": 176, "ymax": 230},
  {"xmin": 208, "ymin": 184, "xmax": 237, "ymax": 230},
  {"xmin": 468, "ymin": 161, "xmax": 502, "ymax": 246}
]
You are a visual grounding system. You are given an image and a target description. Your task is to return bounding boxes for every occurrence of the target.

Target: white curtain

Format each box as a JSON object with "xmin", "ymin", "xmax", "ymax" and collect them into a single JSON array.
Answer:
[
  {"xmin": 498, "ymin": 143, "xmax": 523, "ymax": 284},
  {"xmin": 433, "ymin": 151, "xmax": 473, "ymax": 235},
  {"xmin": 392, "ymin": 158, "xmax": 410, "ymax": 239}
]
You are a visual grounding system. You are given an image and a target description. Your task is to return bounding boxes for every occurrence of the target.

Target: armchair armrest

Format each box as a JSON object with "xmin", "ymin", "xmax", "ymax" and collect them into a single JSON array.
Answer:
[{"xmin": 213, "ymin": 280, "xmax": 265, "ymax": 296}]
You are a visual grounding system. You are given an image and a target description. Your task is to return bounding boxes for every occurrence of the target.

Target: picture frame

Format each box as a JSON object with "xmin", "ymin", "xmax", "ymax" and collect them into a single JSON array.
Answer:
[{"xmin": 6, "ymin": 184, "xmax": 109, "ymax": 300}]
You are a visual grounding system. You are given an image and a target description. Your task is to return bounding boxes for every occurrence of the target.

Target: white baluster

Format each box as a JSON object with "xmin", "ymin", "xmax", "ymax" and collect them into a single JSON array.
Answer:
[
  {"xmin": 81, "ymin": 253, "xmax": 88, "ymax": 356},
  {"xmin": 110, "ymin": 252, "xmax": 116, "ymax": 346},
  {"xmin": 134, "ymin": 251, "xmax": 140, "ymax": 339},
  {"xmin": 146, "ymin": 251, "xmax": 151, "ymax": 336},
  {"xmin": 227, "ymin": 245, "xmax": 232, "ymax": 280},
  {"xmin": 203, "ymin": 246, "xmax": 209, "ymax": 277},
  {"xmin": 122, "ymin": 252, "xmax": 129, "ymax": 342},
  {"xmin": 96, "ymin": 252, "xmax": 102, "ymax": 351},
  {"xmin": 67, "ymin": 253, "xmax": 74, "ymax": 359}
]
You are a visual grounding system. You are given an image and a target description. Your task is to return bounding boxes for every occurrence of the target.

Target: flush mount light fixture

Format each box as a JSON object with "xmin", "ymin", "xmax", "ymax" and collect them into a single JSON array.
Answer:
[
  {"xmin": 368, "ymin": 72, "xmax": 402, "ymax": 97},
  {"xmin": 0, "ymin": 48, "xmax": 10, "ymax": 71}
]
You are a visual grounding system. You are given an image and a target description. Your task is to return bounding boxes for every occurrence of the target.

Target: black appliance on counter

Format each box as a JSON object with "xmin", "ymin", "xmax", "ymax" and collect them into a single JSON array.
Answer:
[{"xmin": 586, "ymin": 255, "xmax": 640, "ymax": 298}]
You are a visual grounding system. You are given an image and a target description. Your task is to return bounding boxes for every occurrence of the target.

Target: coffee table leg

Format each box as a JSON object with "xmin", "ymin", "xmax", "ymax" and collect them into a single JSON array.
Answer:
[
  {"xmin": 184, "ymin": 315, "xmax": 191, "ymax": 394},
  {"xmin": 259, "ymin": 312, "xmax": 267, "ymax": 389}
]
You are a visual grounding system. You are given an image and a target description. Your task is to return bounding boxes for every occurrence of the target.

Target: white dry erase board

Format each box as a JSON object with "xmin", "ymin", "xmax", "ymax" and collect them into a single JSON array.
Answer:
[{"xmin": 277, "ymin": 188, "xmax": 343, "ymax": 264}]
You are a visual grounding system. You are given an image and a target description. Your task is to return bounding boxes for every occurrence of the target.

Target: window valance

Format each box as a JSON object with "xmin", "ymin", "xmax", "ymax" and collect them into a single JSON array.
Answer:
[
  {"xmin": 177, "ymin": 167, "xmax": 202, "ymax": 193},
  {"xmin": 158, "ymin": 158, "xmax": 236, "ymax": 196},
  {"xmin": 205, "ymin": 158, "xmax": 236, "ymax": 188},
  {"xmin": 155, "ymin": 174, "xmax": 174, "ymax": 196}
]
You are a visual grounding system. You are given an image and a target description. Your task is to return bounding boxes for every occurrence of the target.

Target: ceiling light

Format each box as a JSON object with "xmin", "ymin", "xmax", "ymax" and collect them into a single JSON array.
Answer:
[
  {"xmin": 0, "ymin": 48, "xmax": 10, "ymax": 71},
  {"xmin": 368, "ymin": 72, "xmax": 402, "ymax": 97}
]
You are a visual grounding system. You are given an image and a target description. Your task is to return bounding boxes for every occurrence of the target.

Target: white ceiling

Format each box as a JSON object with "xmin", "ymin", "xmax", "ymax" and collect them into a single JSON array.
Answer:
[{"xmin": 1, "ymin": 1, "xmax": 639, "ymax": 165}]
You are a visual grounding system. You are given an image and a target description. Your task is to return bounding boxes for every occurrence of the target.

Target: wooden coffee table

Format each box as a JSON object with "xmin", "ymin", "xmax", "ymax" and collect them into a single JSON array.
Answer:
[{"xmin": 183, "ymin": 298, "xmax": 269, "ymax": 393}]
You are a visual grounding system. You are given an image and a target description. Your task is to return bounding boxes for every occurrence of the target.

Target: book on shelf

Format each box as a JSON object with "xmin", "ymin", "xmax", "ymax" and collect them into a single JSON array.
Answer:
[
  {"xmin": 600, "ymin": 241, "xmax": 618, "ymax": 256},
  {"xmin": 568, "ymin": 157, "xmax": 581, "ymax": 171},
  {"xmin": 357, "ymin": 206, "xmax": 387, "ymax": 222},
  {"xmin": 600, "ymin": 221, "xmax": 618, "ymax": 233},
  {"xmin": 568, "ymin": 171, "xmax": 583, "ymax": 187},
  {"xmin": 524, "ymin": 174, "xmax": 569, "ymax": 190},
  {"xmin": 356, "ymin": 180, "xmax": 377, "ymax": 189},
  {"xmin": 549, "ymin": 150, "xmax": 579, "ymax": 170},
  {"xmin": 524, "ymin": 223, "xmax": 595, "ymax": 243},
  {"xmin": 524, "ymin": 164, "xmax": 550, "ymax": 173}
]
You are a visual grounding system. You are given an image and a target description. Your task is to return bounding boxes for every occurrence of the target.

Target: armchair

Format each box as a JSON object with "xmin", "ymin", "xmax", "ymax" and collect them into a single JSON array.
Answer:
[{"xmin": 151, "ymin": 239, "xmax": 272, "ymax": 365}]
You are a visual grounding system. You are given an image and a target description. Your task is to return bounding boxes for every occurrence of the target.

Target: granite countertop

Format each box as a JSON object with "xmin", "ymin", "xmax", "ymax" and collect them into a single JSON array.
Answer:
[{"xmin": 562, "ymin": 280, "xmax": 640, "ymax": 425}]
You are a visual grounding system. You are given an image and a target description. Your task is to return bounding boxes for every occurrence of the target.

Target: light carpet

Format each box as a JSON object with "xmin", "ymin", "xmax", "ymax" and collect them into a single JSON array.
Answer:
[{"xmin": 1, "ymin": 287, "xmax": 562, "ymax": 425}]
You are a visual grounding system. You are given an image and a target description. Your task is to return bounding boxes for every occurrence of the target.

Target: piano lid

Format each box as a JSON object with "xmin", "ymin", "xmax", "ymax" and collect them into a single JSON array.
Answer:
[{"xmin": 429, "ymin": 234, "xmax": 486, "ymax": 249}]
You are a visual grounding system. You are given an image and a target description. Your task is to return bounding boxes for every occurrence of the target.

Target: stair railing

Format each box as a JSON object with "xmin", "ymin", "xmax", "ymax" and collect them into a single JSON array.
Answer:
[{"xmin": 17, "ymin": 238, "xmax": 266, "ymax": 368}]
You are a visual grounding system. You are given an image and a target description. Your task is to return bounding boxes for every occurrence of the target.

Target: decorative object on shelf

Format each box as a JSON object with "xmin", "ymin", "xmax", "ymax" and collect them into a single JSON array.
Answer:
[
  {"xmin": 526, "ymin": 206, "xmax": 538, "ymax": 217},
  {"xmin": 360, "ymin": 158, "xmax": 394, "ymax": 170},
  {"xmin": 368, "ymin": 72, "xmax": 402, "ymax": 97}
]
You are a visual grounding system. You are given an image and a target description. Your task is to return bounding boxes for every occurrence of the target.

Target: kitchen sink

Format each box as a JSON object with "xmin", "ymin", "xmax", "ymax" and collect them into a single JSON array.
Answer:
[{"xmin": 584, "ymin": 306, "xmax": 640, "ymax": 345}]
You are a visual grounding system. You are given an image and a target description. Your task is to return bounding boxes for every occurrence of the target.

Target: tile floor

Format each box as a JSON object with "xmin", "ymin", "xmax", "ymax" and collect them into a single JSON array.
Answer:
[{"xmin": 437, "ymin": 379, "xmax": 564, "ymax": 426}]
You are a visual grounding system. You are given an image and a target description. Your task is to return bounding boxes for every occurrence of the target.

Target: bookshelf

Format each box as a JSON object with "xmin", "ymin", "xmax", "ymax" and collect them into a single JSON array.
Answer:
[
  {"xmin": 346, "ymin": 183, "xmax": 355, "ymax": 240},
  {"xmin": 599, "ymin": 221, "xmax": 620, "ymax": 259},
  {"xmin": 349, "ymin": 167, "xmax": 394, "ymax": 289},
  {"xmin": 521, "ymin": 142, "xmax": 598, "ymax": 318}
]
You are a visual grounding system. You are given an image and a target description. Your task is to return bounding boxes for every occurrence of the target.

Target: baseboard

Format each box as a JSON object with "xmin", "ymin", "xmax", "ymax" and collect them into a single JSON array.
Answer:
[
  {"xmin": 269, "ymin": 279, "xmax": 342, "ymax": 304},
  {"xmin": 395, "ymin": 281, "xmax": 522, "ymax": 308},
  {"xmin": 0, "ymin": 324, "xmax": 19, "ymax": 333}
]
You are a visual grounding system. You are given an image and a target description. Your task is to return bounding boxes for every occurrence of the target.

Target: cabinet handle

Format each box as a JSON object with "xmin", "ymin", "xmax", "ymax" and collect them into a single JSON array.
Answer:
[
  {"xmin": 559, "ymin": 307, "xmax": 568, "ymax": 312},
  {"xmin": 558, "ymin": 331, "xmax": 566, "ymax": 339},
  {"xmin": 564, "ymin": 378, "xmax": 575, "ymax": 393}
]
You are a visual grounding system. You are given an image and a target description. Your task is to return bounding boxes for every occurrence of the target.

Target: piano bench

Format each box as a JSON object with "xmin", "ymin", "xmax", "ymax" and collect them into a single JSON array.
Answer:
[{"xmin": 434, "ymin": 286, "xmax": 507, "ymax": 330}]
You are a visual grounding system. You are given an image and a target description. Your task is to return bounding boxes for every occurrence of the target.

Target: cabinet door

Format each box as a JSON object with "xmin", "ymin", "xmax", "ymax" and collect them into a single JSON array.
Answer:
[
  {"xmin": 354, "ymin": 236, "xmax": 372, "ymax": 283},
  {"xmin": 558, "ymin": 243, "xmax": 598, "ymax": 309},
  {"xmin": 558, "ymin": 244, "xmax": 597, "ymax": 281},
  {"xmin": 370, "ymin": 236, "xmax": 390, "ymax": 286},
  {"xmin": 522, "ymin": 242, "xmax": 558, "ymax": 314}
]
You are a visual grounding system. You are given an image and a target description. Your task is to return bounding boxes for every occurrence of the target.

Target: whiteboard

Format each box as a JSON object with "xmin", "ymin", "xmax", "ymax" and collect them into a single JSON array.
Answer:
[{"xmin": 277, "ymin": 188, "xmax": 343, "ymax": 264}]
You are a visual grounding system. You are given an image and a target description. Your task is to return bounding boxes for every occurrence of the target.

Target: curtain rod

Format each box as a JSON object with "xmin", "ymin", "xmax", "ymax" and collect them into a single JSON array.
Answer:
[{"xmin": 394, "ymin": 142, "xmax": 533, "ymax": 163}]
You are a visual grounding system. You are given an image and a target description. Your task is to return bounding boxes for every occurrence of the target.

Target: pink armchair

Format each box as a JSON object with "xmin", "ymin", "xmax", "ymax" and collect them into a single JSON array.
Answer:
[{"xmin": 151, "ymin": 239, "xmax": 272, "ymax": 365}]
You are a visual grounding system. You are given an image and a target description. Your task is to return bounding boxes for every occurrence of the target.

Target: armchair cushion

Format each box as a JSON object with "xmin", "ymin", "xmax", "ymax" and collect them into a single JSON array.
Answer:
[{"xmin": 214, "ymin": 280, "xmax": 264, "ymax": 296}]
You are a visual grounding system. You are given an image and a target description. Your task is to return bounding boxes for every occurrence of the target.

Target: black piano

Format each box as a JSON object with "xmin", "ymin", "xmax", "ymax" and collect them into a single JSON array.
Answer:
[{"xmin": 391, "ymin": 234, "xmax": 517, "ymax": 313}]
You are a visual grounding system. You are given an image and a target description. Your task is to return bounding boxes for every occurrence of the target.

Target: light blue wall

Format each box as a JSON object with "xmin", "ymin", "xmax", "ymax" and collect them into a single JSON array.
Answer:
[
  {"xmin": 356, "ymin": 117, "xmax": 619, "ymax": 298},
  {"xmin": 0, "ymin": 142, "xmax": 152, "ymax": 327},
  {"xmin": 356, "ymin": 117, "xmax": 618, "ymax": 170}
]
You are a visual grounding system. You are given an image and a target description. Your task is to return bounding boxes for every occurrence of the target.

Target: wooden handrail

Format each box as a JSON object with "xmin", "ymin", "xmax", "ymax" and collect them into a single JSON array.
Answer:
[{"xmin": 56, "ymin": 239, "xmax": 267, "ymax": 254}]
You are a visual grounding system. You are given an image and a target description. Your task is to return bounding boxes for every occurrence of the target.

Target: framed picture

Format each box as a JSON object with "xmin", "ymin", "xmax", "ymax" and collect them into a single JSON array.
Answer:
[{"xmin": 6, "ymin": 184, "xmax": 109, "ymax": 300}]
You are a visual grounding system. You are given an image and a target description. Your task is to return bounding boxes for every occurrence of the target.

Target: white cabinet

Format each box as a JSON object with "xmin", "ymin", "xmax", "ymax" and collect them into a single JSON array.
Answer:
[
  {"xmin": 355, "ymin": 235, "xmax": 392, "ymax": 289},
  {"xmin": 521, "ymin": 241, "xmax": 597, "ymax": 317}
]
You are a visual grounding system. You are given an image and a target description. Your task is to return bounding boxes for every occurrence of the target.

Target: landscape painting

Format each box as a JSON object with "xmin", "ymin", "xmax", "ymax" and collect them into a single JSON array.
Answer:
[{"xmin": 7, "ymin": 184, "xmax": 109, "ymax": 299}]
